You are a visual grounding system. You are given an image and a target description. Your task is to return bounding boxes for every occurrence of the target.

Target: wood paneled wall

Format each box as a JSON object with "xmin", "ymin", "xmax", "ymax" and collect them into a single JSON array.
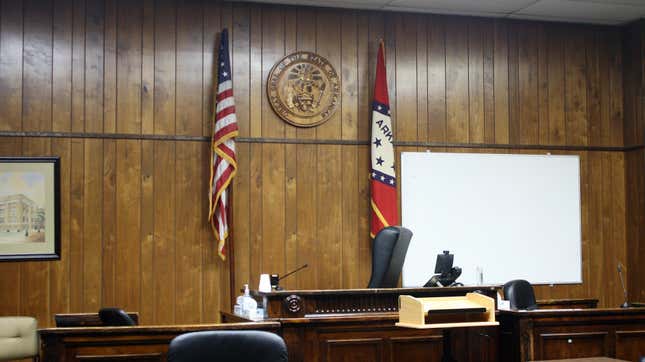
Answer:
[
  {"xmin": 0, "ymin": 0, "xmax": 640, "ymax": 327},
  {"xmin": 623, "ymin": 20, "xmax": 645, "ymax": 303}
]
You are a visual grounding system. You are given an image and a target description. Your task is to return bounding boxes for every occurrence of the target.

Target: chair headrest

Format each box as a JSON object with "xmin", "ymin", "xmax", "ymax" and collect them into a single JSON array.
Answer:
[
  {"xmin": 98, "ymin": 308, "xmax": 137, "ymax": 326},
  {"xmin": 503, "ymin": 279, "xmax": 537, "ymax": 310},
  {"xmin": 168, "ymin": 330, "xmax": 288, "ymax": 362}
]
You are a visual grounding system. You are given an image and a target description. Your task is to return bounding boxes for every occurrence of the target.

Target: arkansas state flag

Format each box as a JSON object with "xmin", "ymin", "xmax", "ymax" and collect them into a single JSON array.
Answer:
[{"xmin": 370, "ymin": 40, "xmax": 398, "ymax": 238}]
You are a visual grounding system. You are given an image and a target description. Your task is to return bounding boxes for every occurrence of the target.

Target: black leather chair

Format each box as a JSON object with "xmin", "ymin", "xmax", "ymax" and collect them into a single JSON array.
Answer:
[
  {"xmin": 167, "ymin": 330, "xmax": 288, "ymax": 362},
  {"xmin": 503, "ymin": 279, "xmax": 538, "ymax": 310},
  {"xmin": 98, "ymin": 308, "xmax": 137, "ymax": 326},
  {"xmin": 367, "ymin": 226, "xmax": 413, "ymax": 288}
]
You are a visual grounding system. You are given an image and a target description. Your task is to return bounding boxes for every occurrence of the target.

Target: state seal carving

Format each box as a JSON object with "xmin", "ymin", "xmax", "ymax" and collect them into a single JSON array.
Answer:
[{"xmin": 267, "ymin": 51, "xmax": 340, "ymax": 127}]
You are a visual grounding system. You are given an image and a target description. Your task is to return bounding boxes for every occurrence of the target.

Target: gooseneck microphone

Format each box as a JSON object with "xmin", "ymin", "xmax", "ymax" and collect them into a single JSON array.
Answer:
[
  {"xmin": 279, "ymin": 263, "xmax": 309, "ymax": 281},
  {"xmin": 618, "ymin": 263, "xmax": 630, "ymax": 308},
  {"xmin": 270, "ymin": 264, "xmax": 309, "ymax": 290}
]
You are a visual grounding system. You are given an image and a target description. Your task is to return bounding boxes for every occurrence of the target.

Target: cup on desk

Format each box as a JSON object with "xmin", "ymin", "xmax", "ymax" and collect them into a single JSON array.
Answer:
[
  {"xmin": 259, "ymin": 274, "xmax": 271, "ymax": 292},
  {"xmin": 475, "ymin": 266, "xmax": 484, "ymax": 285}
]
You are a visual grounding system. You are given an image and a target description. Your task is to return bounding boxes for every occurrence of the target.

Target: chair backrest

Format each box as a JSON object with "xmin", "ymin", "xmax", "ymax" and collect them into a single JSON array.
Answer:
[
  {"xmin": 98, "ymin": 308, "xmax": 137, "ymax": 326},
  {"xmin": 167, "ymin": 330, "xmax": 288, "ymax": 362},
  {"xmin": 0, "ymin": 317, "xmax": 38, "ymax": 361},
  {"xmin": 367, "ymin": 226, "xmax": 413, "ymax": 288},
  {"xmin": 503, "ymin": 279, "xmax": 538, "ymax": 310}
]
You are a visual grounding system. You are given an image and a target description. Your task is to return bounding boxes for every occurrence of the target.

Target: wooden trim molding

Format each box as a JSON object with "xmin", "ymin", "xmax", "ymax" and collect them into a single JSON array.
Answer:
[{"xmin": 0, "ymin": 130, "xmax": 642, "ymax": 152}]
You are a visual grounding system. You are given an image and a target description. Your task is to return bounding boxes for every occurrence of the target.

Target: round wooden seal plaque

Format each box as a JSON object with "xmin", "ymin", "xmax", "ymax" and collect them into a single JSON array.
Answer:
[
  {"xmin": 267, "ymin": 51, "xmax": 340, "ymax": 127},
  {"xmin": 284, "ymin": 294, "xmax": 303, "ymax": 314}
]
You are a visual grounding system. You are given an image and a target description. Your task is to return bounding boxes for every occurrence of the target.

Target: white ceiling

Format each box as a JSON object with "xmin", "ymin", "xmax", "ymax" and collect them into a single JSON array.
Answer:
[{"xmin": 240, "ymin": 0, "xmax": 645, "ymax": 25}]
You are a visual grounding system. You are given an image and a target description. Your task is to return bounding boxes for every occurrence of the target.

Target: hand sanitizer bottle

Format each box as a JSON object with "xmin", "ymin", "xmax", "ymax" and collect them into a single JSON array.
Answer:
[
  {"xmin": 234, "ymin": 284, "xmax": 249, "ymax": 317},
  {"xmin": 241, "ymin": 284, "xmax": 257, "ymax": 319}
]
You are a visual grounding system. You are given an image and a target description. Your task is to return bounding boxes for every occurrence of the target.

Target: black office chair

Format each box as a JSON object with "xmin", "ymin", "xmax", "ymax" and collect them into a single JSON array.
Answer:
[
  {"xmin": 167, "ymin": 330, "xmax": 288, "ymax": 362},
  {"xmin": 503, "ymin": 279, "xmax": 538, "ymax": 310},
  {"xmin": 367, "ymin": 226, "xmax": 413, "ymax": 288},
  {"xmin": 98, "ymin": 307, "xmax": 137, "ymax": 326}
]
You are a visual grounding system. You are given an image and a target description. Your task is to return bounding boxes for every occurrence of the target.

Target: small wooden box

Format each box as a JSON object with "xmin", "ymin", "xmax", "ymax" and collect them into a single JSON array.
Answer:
[{"xmin": 396, "ymin": 292, "xmax": 499, "ymax": 329}]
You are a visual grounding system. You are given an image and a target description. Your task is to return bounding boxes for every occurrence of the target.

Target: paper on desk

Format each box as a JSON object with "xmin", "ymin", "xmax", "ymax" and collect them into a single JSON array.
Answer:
[{"xmin": 497, "ymin": 292, "xmax": 511, "ymax": 310}]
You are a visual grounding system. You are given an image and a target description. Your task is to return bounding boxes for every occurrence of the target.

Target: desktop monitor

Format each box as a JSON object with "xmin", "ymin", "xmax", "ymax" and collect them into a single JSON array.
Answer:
[{"xmin": 434, "ymin": 250, "xmax": 454, "ymax": 275}]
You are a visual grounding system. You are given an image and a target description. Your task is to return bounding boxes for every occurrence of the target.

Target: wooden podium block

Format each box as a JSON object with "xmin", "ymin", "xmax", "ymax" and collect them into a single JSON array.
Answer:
[{"xmin": 396, "ymin": 292, "xmax": 498, "ymax": 329}]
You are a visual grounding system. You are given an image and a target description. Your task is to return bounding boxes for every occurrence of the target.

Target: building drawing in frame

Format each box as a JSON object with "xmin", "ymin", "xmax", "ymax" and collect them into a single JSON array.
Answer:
[
  {"xmin": 0, "ymin": 157, "xmax": 60, "ymax": 261},
  {"xmin": 0, "ymin": 193, "xmax": 46, "ymax": 242}
]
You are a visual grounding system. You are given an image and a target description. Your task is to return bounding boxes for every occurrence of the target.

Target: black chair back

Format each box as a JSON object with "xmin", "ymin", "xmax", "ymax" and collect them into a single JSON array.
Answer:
[
  {"xmin": 503, "ymin": 279, "xmax": 538, "ymax": 310},
  {"xmin": 167, "ymin": 330, "xmax": 288, "ymax": 362},
  {"xmin": 98, "ymin": 308, "xmax": 137, "ymax": 326},
  {"xmin": 367, "ymin": 226, "xmax": 413, "ymax": 288}
]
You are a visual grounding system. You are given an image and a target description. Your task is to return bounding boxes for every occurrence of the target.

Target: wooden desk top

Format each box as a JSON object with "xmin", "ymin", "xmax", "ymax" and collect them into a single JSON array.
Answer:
[
  {"xmin": 499, "ymin": 307, "xmax": 645, "ymax": 317},
  {"xmin": 252, "ymin": 285, "xmax": 500, "ymax": 297},
  {"xmin": 531, "ymin": 358, "xmax": 629, "ymax": 362},
  {"xmin": 536, "ymin": 298, "xmax": 598, "ymax": 309},
  {"xmin": 39, "ymin": 321, "xmax": 281, "ymax": 336}
]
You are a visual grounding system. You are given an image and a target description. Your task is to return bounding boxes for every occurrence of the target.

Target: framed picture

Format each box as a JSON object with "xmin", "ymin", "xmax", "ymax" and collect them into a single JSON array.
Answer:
[{"xmin": 0, "ymin": 157, "xmax": 60, "ymax": 261}]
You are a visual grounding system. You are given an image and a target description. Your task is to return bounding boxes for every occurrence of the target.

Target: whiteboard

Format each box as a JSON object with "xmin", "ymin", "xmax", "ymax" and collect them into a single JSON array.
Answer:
[{"xmin": 401, "ymin": 152, "xmax": 582, "ymax": 287}]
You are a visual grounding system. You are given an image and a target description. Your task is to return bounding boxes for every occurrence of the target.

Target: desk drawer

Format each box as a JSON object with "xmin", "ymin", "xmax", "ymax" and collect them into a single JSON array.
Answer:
[
  {"xmin": 537, "ymin": 331, "xmax": 609, "ymax": 360},
  {"xmin": 615, "ymin": 330, "xmax": 645, "ymax": 361}
]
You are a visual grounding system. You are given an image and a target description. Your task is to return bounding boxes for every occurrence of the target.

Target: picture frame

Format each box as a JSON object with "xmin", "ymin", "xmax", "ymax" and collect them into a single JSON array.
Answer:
[{"xmin": 0, "ymin": 157, "xmax": 60, "ymax": 261}]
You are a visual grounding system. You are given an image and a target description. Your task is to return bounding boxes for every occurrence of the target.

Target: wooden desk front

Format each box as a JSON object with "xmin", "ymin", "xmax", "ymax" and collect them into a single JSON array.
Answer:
[
  {"xmin": 498, "ymin": 308, "xmax": 645, "ymax": 362},
  {"xmin": 222, "ymin": 286, "xmax": 500, "ymax": 362},
  {"xmin": 39, "ymin": 322, "xmax": 280, "ymax": 362},
  {"xmin": 531, "ymin": 358, "xmax": 629, "ymax": 362}
]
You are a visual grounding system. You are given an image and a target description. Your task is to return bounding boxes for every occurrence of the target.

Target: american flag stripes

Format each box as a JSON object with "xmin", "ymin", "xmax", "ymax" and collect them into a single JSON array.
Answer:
[
  {"xmin": 209, "ymin": 28, "xmax": 239, "ymax": 260},
  {"xmin": 370, "ymin": 40, "xmax": 398, "ymax": 238}
]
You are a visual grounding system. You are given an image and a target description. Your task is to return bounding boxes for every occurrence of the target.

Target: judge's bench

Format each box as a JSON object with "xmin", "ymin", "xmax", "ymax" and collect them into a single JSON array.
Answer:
[{"xmin": 38, "ymin": 286, "xmax": 645, "ymax": 361}]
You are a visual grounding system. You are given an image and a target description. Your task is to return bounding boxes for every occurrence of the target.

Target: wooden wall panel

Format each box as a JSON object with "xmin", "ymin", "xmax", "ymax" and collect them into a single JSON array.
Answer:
[
  {"xmin": 153, "ymin": 141, "xmax": 176, "ymax": 324},
  {"xmin": 50, "ymin": 138, "xmax": 71, "ymax": 317},
  {"xmin": 445, "ymin": 19, "xmax": 469, "ymax": 143},
  {"xmin": 0, "ymin": 0, "xmax": 24, "ymax": 132},
  {"xmin": 493, "ymin": 21, "xmax": 509, "ymax": 143},
  {"xmin": 71, "ymin": 0, "xmax": 85, "ymax": 133},
  {"xmin": 101, "ymin": 139, "xmax": 116, "ymax": 307},
  {"xmin": 280, "ymin": 8, "xmax": 299, "ymax": 291},
  {"xmin": 139, "ymin": 139, "xmax": 154, "ymax": 324},
  {"xmin": 82, "ymin": 139, "xmax": 103, "ymax": 311},
  {"xmin": 0, "ymin": 0, "xmax": 642, "ymax": 327},
  {"xmin": 547, "ymin": 25, "xmax": 566, "ymax": 145},
  {"xmin": 623, "ymin": 21, "xmax": 645, "ymax": 303},
  {"xmin": 103, "ymin": 0, "xmax": 117, "ymax": 133},
  {"xmin": 115, "ymin": 140, "xmax": 141, "ymax": 312}
]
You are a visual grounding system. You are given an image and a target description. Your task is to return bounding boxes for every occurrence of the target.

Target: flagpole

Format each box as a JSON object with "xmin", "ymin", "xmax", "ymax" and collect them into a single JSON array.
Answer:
[{"xmin": 228, "ymin": 185, "xmax": 236, "ymax": 307}]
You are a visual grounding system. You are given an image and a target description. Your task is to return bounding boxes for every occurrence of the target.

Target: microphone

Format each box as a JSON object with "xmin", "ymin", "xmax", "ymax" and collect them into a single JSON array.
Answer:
[
  {"xmin": 270, "ymin": 264, "xmax": 308, "ymax": 290},
  {"xmin": 280, "ymin": 263, "xmax": 308, "ymax": 281},
  {"xmin": 618, "ymin": 262, "xmax": 630, "ymax": 308}
]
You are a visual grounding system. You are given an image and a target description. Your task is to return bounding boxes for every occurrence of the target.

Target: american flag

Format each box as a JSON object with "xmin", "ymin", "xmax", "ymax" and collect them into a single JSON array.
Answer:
[
  {"xmin": 209, "ymin": 28, "xmax": 238, "ymax": 260},
  {"xmin": 370, "ymin": 40, "xmax": 398, "ymax": 238}
]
